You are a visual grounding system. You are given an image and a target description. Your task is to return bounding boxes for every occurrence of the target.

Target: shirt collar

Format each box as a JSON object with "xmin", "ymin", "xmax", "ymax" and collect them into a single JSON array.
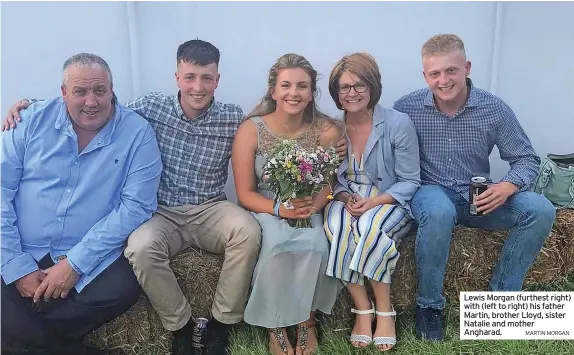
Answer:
[
  {"xmin": 174, "ymin": 91, "xmax": 216, "ymax": 120},
  {"xmin": 372, "ymin": 104, "xmax": 386, "ymax": 126},
  {"xmin": 424, "ymin": 77, "xmax": 479, "ymax": 109}
]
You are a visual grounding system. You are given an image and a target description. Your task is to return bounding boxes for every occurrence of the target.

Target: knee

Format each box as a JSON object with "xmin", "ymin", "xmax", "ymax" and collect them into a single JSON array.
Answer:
[
  {"xmin": 227, "ymin": 211, "xmax": 262, "ymax": 256},
  {"xmin": 124, "ymin": 225, "xmax": 168, "ymax": 270},
  {"xmin": 515, "ymin": 192, "xmax": 557, "ymax": 230},
  {"xmin": 415, "ymin": 203, "xmax": 457, "ymax": 230},
  {"xmin": 411, "ymin": 186, "xmax": 457, "ymax": 228}
]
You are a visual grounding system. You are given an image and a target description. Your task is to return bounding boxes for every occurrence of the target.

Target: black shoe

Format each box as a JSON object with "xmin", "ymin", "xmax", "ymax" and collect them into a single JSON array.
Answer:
[
  {"xmin": 171, "ymin": 319, "xmax": 196, "ymax": 355},
  {"xmin": 415, "ymin": 306, "xmax": 444, "ymax": 341},
  {"xmin": 204, "ymin": 318, "xmax": 231, "ymax": 355}
]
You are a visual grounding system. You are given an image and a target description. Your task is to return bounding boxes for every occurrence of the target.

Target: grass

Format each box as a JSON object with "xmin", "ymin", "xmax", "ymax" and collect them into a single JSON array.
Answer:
[{"xmin": 135, "ymin": 277, "xmax": 574, "ymax": 355}]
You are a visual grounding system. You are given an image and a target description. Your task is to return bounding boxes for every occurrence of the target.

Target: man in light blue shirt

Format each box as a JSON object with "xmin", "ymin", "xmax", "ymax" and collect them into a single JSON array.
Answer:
[{"xmin": 1, "ymin": 53, "xmax": 162, "ymax": 355}]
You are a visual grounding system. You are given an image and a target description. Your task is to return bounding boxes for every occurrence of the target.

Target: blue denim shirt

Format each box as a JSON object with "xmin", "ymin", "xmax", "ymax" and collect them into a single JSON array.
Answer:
[
  {"xmin": 1, "ymin": 97, "xmax": 162, "ymax": 292},
  {"xmin": 334, "ymin": 104, "xmax": 421, "ymax": 215}
]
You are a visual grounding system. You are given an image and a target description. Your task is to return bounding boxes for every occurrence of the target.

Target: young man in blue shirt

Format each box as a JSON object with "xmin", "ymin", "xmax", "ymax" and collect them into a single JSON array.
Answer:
[{"xmin": 393, "ymin": 34, "xmax": 556, "ymax": 342}]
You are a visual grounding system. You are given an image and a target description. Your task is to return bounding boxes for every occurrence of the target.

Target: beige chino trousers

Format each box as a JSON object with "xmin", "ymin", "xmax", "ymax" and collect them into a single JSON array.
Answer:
[{"xmin": 124, "ymin": 195, "xmax": 261, "ymax": 331}]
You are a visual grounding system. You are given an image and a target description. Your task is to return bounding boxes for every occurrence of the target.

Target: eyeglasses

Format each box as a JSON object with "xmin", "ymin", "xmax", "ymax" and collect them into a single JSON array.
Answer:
[{"xmin": 338, "ymin": 83, "xmax": 368, "ymax": 94}]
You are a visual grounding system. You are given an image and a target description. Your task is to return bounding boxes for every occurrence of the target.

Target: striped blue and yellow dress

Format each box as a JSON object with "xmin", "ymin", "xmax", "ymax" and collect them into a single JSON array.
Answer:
[{"xmin": 324, "ymin": 154, "xmax": 412, "ymax": 285}]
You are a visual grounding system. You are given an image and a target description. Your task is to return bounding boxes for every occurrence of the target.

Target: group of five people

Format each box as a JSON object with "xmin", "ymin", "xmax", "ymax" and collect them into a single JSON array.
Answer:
[{"xmin": 1, "ymin": 34, "xmax": 556, "ymax": 355}]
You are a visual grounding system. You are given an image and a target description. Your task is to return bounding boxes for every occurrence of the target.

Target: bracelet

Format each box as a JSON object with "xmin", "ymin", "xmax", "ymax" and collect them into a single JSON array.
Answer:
[{"xmin": 273, "ymin": 200, "xmax": 281, "ymax": 217}]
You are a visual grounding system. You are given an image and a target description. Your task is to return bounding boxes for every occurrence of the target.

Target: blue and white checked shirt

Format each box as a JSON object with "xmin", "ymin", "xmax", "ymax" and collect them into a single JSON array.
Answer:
[
  {"xmin": 1, "ymin": 97, "xmax": 162, "ymax": 291},
  {"xmin": 126, "ymin": 92, "xmax": 244, "ymax": 207},
  {"xmin": 393, "ymin": 79, "xmax": 540, "ymax": 200}
]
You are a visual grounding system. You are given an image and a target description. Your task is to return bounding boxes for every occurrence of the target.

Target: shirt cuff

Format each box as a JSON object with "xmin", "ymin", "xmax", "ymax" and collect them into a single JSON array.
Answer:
[
  {"xmin": 66, "ymin": 246, "xmax": 99, "ymax": 276},
  {"xmin": 1, "ymin": 253, "xmax": 39, "ymax": 285},
  {"xmin": 500, "ymin": 176, "xmax": 526, "ymax": 192},
  {"xmin": 67, "ymin": 258, "xmax": 83, "ymax": 276}
]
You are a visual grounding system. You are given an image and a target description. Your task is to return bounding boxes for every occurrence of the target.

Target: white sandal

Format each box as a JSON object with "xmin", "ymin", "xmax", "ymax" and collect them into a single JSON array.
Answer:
[
  {"xmin": 373, "ymin": 306, "xmax": 397, "ymax": 350},
  {"xmin": 350, "ymin": 305, "xmax": 375, "ymax": 346}
]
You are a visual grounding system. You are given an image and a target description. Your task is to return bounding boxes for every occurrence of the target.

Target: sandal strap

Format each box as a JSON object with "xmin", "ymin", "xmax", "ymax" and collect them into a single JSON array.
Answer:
[
  {"xmin": 351, "ymin": 307, "xmax": 375, "ymax": 315},
  {"xmin": 297, "ymin": 324, "xmax": 309, "ymax": 350},
  {"xmin": 296, "ymin": 322, "xmax": 318, "ymax": 351},
  {"xmin": 350, "ymin": 334, "xmax": 373, "ymax": 345},
  {"xmin": 269, "ymin": 327, "xmax": 288, "ymax": 354},
  {"xmin": 375, "ymin": 306, "xmax": 396, "ymax": 317},
  {"xmin": 375, "ymin": 310, "xmax": 396, "ymax": 317},
  {"xmin": 373, "ymin": 336, "xmax": 396, "ymax": 346}
]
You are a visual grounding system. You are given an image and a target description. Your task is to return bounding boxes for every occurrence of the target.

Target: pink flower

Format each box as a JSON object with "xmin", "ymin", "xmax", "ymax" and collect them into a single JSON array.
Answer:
[{"xmin": 298, "ymin": 162, "xmax": 313, "ymax": 174}]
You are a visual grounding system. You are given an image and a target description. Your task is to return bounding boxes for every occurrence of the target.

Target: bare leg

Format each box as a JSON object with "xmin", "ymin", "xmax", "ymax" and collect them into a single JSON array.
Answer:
[
  {"xmin": 371, "ymin": 281, "xmax": 395, "ymax": 351},
  {"xmin": 347, "ymin": 283, "xmax": 373, "ymax": 347}
]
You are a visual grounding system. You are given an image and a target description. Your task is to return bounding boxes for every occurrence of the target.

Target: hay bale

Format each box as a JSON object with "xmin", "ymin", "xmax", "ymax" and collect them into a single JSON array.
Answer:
[
  {"xmin": 389, "ymin": 208, "xmax": 572, "ymax": 310},
  {"xmin": 554, "ymin": 209, "xmax": 574, "ymax": 271},
  {"xmin": 87, "ymin": 247, "xmax": 223, "ymax": 353},
  {"xmin": 88, "ymin": 209, "xmax": 574, "ymax": 352}
]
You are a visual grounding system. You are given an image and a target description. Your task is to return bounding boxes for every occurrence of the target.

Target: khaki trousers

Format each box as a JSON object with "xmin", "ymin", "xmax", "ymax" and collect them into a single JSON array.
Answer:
[{"xmin": 124, "ymin": 196, "xmax": 261, "ymax": 331}]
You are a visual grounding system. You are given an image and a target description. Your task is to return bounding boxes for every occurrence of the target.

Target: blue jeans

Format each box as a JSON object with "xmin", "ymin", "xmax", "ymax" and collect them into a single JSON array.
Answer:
[{"xmin": 411, "ymin": 185, "xmax": 556, "ymax": 309}]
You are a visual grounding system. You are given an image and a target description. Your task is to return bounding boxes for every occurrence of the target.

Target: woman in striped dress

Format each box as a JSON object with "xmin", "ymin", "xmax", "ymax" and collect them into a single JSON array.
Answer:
[{"xmin": 323, "ymin": 53, "xmax": 421, "ymax": 351}]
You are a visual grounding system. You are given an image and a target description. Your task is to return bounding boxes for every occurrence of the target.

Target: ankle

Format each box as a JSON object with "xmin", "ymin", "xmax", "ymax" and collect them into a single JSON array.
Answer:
[{"xmin": 172, "ymin": 318, "xmax": 194, "ymax": 338}]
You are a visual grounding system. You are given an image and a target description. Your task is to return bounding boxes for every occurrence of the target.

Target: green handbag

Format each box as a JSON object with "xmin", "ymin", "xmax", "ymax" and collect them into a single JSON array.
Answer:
[{"xmin": 532, "ymin": 153, "xmax": 574, "ymax": 209}]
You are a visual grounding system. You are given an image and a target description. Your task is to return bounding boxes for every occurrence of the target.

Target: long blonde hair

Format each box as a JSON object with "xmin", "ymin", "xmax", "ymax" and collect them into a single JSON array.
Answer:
[{"xmin": 245, "ymin": 53, "xmax": 330, "ymax": 123}]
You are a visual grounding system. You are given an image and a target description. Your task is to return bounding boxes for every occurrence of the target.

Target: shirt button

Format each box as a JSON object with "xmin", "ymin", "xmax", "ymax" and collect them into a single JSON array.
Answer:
[
  {"xmin": 448, "ymin": 159, "xmax": 452, "ymax": 162},
  {"xmin": 74, "ymin": 161, "xmax": 78, "ymax": 165},
  {"xmin": 58, "ymin": 217, "xmax": 63, "ymax": 222},
  {"xmin": 66, "ymin": 189, "xmax": 71, "ymax": 193}
]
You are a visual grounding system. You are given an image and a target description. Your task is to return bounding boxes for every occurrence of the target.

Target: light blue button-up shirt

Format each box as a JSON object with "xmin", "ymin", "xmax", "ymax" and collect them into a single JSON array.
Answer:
[{"xmin": 1, "ymin": 97, "xmax": 162, "ymax": 292}]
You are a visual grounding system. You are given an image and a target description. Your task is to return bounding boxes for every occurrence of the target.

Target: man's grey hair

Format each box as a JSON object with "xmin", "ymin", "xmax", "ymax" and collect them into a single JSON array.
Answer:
[{"xmin": 62, "ymin": 53, "xmax": 113, "ymax": 86}]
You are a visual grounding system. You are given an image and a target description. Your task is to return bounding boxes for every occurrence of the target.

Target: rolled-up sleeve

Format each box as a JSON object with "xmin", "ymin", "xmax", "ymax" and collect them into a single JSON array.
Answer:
[
  {"xmin": 1, "ymin": 110, "xmax": 39, "ymax": 284},
  {"xmin": 384, "ymin": 115, "xmax": 421, "ymax": 206},
  {"xmin": 66, "ymin": 125, "xmax": 162, "ymax": 277}
]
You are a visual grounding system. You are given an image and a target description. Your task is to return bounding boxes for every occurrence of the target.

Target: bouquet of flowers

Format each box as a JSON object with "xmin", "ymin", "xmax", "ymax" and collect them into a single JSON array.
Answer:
[{"xmin": 261, "ymin": 139, "xmax": 341, "ymax": 228}]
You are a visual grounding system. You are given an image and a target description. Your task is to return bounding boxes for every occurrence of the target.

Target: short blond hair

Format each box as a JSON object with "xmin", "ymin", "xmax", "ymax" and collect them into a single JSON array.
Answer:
[{"xmin": 421, "ymin": 34, "xmax": 466, "ymax": 59}]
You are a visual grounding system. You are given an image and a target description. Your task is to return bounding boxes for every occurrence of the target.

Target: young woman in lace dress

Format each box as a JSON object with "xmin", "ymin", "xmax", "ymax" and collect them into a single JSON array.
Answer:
[{"xmin": 231, "ymin": 53, "xmax": 344, "ymax": 355}]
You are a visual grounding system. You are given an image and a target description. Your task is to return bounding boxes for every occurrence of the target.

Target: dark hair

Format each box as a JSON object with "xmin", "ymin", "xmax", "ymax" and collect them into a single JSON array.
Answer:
[{"xmin": 177, "ymin": 39, "xmax": 220, "ymax": 66}]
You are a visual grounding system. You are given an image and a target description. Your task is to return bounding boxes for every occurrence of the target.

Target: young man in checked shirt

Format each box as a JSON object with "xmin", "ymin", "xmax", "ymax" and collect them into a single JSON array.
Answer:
[
  {"xmin": 4, "ymin": 39, "xmax": 346, "ymax": 355},
  {"xmin": 393, "ymin": 34, "xmax": 556, "ymax": 342}
]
